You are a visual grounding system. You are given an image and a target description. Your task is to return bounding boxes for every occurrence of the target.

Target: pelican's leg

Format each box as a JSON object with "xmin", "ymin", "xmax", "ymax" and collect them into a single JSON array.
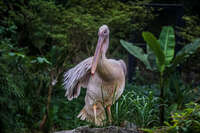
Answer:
[
  {"xmin": 93, "ymin": 104, "xmax": 97, "ymax": 125},
  {"xmin": 106, "ymin": 105, "xmax": 112, "ymax": 123}
]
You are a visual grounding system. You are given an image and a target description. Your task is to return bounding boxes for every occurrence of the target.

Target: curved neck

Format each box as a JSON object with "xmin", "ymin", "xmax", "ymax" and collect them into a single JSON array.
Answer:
[
  {"xmin": 97, "ymin": 37, "xmax": 111, "ymax": 80},
  {"xmin": 101, "ymin": 36, "xmax": 109, "ymax": 59}
]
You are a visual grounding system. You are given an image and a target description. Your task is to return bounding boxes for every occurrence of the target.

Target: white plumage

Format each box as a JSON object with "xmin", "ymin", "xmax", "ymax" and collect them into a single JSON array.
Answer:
[
  {"xmin": 63, "ymin": 25, "xmax": 127, "ymax": 125},
  {"xmin": 63, "ymin": 57, "xmax": 92, "ymax": 100}
]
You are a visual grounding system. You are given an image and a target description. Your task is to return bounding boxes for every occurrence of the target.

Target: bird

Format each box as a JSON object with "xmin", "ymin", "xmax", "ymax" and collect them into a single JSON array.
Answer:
[{"xmin": 63, "ymin": 25, "xmax": 127, "ymax": 126}]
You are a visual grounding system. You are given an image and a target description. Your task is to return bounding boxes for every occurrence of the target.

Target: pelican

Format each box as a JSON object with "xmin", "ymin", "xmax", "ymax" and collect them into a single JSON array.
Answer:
[{"xmin": 63, "ymin": 25, "xmax": 127, "ymax": 125}]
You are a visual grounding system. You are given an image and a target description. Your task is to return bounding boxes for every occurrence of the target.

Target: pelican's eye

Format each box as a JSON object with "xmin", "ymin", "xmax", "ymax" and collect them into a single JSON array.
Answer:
[{"xmin": 104, "ymin": 30, "xmax": 107, "ymax": 34}]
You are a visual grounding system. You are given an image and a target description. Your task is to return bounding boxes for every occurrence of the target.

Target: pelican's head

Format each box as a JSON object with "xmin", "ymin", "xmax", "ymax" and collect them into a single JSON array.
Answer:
[
  {"xmin": 98, "ymin": 25, "xmax": 110, "ymax": 37},
  {"xmin": 91, "ymin": 25, "xmax": 110, "ymax": 75}
]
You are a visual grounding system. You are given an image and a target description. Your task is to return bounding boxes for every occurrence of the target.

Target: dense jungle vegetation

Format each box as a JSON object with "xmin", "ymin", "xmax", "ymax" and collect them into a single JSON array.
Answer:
[{"xmin": 0, "ymin": 0, "xmax": 200, "ymax": 133}]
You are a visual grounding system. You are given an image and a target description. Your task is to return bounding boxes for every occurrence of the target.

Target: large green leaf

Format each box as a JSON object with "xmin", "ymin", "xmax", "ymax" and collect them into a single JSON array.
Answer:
[
  {"xmin": 172, "ymin": 39, "xmax": 200, "ymax": 68},
  {"xmin": 159, "ymin": 26, "xmax": 175, "ymax": 66},
  {"xmin": 142, "ymin": 32, "xmax": 165, "ymax": 72},
  {"xmin": 147, "ymin": 45, "xmax": 157, "ymax": 71},
  {"xmin": 120, "ymin": 39, "xmax": 152, "ymax": 70}
]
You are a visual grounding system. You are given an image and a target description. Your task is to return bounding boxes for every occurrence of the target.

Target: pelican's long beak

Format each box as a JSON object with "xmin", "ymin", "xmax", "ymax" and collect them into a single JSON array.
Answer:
[{"xmin": 91, "ymin": 36, "xmax": 104, "ymax": 75}]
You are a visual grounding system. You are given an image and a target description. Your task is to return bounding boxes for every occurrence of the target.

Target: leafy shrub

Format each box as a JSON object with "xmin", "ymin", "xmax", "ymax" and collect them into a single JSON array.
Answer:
[
  {"xmin": 143, "ymin": 102, "xmax": 200, "ymax": 133},
  {"xmin": 166, "ymin": 102, "xmax": 200, "ymax": 133},
  {"xmin": 121, "ymin": 26, "xmax": 200, "ymax": 124},
  {"xmin": 178, "ymin": 16, "xmax": 200, "ymax": 43},
  {"xmin": 0, "ymin": 0, "xmax": 156, "ymax": 132},
  {"xmin": 112, "ymin": 84, "xmax": 160, "ymax": 128}
]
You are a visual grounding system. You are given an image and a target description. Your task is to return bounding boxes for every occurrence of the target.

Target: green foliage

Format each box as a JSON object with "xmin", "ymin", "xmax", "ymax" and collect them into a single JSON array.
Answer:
[
  {"xmin": 121, "ymin": 26, "xmax": 176, "ymax": 72},
  {"xmin": 44, "ymin": 88, "xmax": 89, "ymax": 131},
  {"xmin": 168, "ymin": 75, "xmax": 199, "ymax": 106},
  {"xmin": 164, "ymin": 73, "xmax": 200, "ymax": 122},
  {"xmin": 121, "ymin": 26, "xmax": 200, "ymax": 74},
  {"xmin": 1, "ymin": 0, "xmax": 199, "ymax": 132},
  {"xmin": 172, "ymin": 39, "xmax": 200, "ymax": 69},
  {"xmin": 0, "ymin": 0, "xmax": 155, "ymax": 132},
  {"xmin": 0, "ymin": 23, "xmax": 30, "ymax": 133},
  {"xmin": 178, "ymin": 16, "xmax": 200, "ymax": 43},
  {"xmin": 143, "ymin": 102, "xmax": 200, "ymax": 133},
  {"xmin": 112, "ymin": 84, "xmax": 159, "ymax": 128},
  {"xmin": 159, "ymin": 26, "xmax": 175, "ymax": 66},
  {"xmin": 120, "ymin": 40, "xmax": 152, "ymax": 70},
  {"xmin": 166, "ymin": 102, "xmax": 200, "ymax": 133},
  {"xmin": 142, "ymin": 31, "xmax": 165, "ymax": 72},
  {"xmin": 121, "ymin": 26, "xmax": 200, "ymax": 125},
  {"xmin": 176, "ymin": 15, "xmax": 200, "ymax": 83}
]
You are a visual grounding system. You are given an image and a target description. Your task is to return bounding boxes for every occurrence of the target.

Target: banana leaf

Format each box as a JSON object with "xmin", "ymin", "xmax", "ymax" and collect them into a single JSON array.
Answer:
[
  {"xmin": 142, "ymin": 32, "xmax": 165, "ymax": 73},
  {"xmin": 172, "ymin": 39, "xmax": 200, "ymax": 68},
  {"xmin": 159, "ymin": 26, "xmax": 175, "ymax": 66},
  {"xmin": 120, "ymin": 39, "xmax": 152, "ymax": 70},
  {"xmin": 147, "ymin": 45, "xmax": 157, "ymax": 71}
]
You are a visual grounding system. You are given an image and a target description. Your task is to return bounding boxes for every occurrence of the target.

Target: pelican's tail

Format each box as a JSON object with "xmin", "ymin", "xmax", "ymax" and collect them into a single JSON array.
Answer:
[{"xmin": 77, "ymin": 106, "xmax": 106, "ymax": 126}]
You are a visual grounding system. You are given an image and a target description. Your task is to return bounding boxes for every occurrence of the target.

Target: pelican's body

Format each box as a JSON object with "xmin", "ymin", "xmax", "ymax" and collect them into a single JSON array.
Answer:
[
  {"xmin": 87, "ymin": 58, "xmax": 125, "ymax": 104},
  {"xmin": 63, "ymin": 25, "xmax": 126, "ymax": 125}
]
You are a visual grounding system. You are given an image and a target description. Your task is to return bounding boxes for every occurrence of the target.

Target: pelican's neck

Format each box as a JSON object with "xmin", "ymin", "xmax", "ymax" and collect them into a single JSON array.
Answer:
[
  {"xmin": 97, "ymin": 37, "xmax": 111, "ymax": 80},
  {"xmin": 101, "ymin": 36, "xmax": 109, "ymax": 59}
]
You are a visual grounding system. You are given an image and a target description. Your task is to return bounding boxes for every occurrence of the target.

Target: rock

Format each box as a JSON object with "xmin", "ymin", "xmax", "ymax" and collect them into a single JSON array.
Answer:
[
  {"xmin": 55, "ymin": 125, "xmax": 140, "ymax": 133},
  {"xmin": 55, "ymin": 130, "xmax": 74, "ymax": 133}
]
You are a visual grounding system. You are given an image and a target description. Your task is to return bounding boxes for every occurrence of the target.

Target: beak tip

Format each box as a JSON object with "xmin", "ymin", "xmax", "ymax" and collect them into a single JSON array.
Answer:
[{"xmin": 91, "ymin": 71, "xmax": 95, "ymax": 75}]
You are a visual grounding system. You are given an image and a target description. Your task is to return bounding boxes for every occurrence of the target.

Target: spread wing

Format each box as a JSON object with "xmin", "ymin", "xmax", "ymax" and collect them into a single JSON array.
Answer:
[{"xmin": 63, "ymin": 57, "xmax": 92, "ymax": 100}]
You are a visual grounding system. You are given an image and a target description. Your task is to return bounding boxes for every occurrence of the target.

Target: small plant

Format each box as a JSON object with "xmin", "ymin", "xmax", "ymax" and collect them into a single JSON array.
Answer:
[
  {"xmin": 111, "ymin": 85, "xmax": 159, "ymax": 128},
  {"xmin": 121, "ymin": 26, "xmax": 200, "ymax": 125},
  {"xmin": 166, "ymin": 102, "xmax": 200, "ymax": 133},
  {"xmin": 143, "ymin": 102, "xmax": 200, "ymax": 133}
]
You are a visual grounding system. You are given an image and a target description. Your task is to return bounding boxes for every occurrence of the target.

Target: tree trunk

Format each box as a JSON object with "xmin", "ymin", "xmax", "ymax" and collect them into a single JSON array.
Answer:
[
  {"xmin": 39, "ymin": 71, "xmax": 54, "ymax": 130},
  {"xmin": 159, "ymin": 74, "xmax": 164, "ymax": 125}
]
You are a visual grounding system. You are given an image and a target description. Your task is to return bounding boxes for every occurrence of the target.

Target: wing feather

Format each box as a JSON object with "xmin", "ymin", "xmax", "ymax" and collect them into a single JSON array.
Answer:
[
  {"xmin": 119, "ymin": 60, "xmax": 127, "ymax": 76},
  {"xmin": 63, "ymin": 57, "xmax": 92, "ymax": 100}
]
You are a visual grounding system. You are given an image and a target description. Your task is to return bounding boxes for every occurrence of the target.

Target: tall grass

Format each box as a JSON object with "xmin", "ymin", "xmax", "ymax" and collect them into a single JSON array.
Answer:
[
  {"xmin": 49, "ymin": 84, "xmax": 160, "ymax": 131},
  {"xmin": 111, "ymin": 85, "xmax": 160, "ymax": 128}
]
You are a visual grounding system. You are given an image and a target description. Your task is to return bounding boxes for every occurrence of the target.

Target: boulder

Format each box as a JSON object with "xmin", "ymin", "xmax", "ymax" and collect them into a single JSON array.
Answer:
[{"xmin": 55, "ymin": 125, "xmax": 141, "ymax": 133}]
